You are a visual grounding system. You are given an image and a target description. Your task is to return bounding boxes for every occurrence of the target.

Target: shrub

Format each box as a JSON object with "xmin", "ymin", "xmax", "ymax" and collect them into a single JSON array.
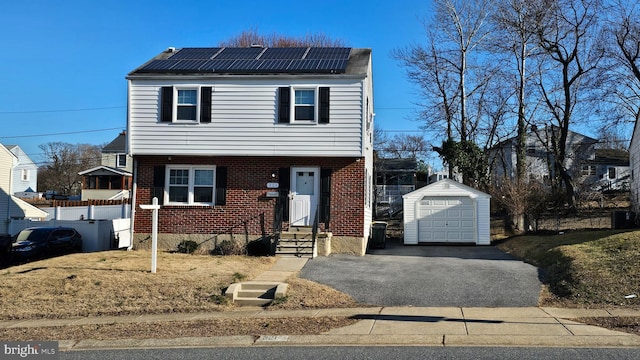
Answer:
[
  {"xmin": 212, "ymin": 240, "xmax": 246, "ymax": 256},
  {"xmin": 177, "ymin": 240, "xmax": 199, "ymax": 254}
]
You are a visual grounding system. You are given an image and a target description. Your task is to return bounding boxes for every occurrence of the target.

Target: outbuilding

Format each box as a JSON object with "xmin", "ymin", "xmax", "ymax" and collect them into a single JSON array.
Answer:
[{"xmin": 402, "ymin": 179, "xmax": 491, "ymax": 245}]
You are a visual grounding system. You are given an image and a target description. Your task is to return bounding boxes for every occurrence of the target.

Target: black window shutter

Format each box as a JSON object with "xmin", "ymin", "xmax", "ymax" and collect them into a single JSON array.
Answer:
[
  {"xmin": 152, "ymin": 165, "xmax": 166, "ymax": 205},
  {"xmin": 200, "ymin": 86, "xmax": 212, "ymax": 123},
  {"xmin": 319, "ymin": 87, "xmax": 330, "ymax": 124},
  {"xmin": 278, "ymin": 167, "xmax": 290, "ymax": 220},
  {"xmin": 215, "ymin": 166, "xmax": 227, "ymax": 205},
  {"xmin": 320, "ymin": 168, "xmax": 331, "ymax": 226},
  {"xmin": 278, "ymin": 87, "xmax": 290, "ymax": 123},
  {"xmin": 161, "ymin": 87, "xmax": 173, "ymax": 122}
]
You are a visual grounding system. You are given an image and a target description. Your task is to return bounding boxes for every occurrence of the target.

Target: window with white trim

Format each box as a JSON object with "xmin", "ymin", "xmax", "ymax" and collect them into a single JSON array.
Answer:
[
  {"xmin": 294, "ymin": 89, "xmax": 316, "ymax": 121},
  {"xmin": 117, "ymin": 154, "xmax": 127, "ymax": 168},
  {"xmin": 21, "ymin": 168, "xmax": 29, "ymax": 181},
  {"xmin": 177, "ymin": 89, "xmax": 198, "ymax": 121},
  {"xmin": 166, "ymin": 165, "xmax": 216, "ymax": 205}
]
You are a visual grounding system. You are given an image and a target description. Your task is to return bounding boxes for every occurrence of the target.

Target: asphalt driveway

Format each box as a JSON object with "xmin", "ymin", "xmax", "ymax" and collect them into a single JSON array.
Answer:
[{"xmin": 298, "ymin": 238, "xmax": 543, "ymax": 307}]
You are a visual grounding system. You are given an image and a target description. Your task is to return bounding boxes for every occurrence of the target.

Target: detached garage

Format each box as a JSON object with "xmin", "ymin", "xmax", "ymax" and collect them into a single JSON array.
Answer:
[{"xmin": 403, "ymin": 179, "xmax": 491, "ymax": 245}]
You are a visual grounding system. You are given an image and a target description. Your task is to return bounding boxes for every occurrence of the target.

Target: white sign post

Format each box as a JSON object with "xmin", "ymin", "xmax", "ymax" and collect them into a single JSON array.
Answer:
[{"xmin": 140, "ymin": 197, "xmax": 161, "ymax": 273}]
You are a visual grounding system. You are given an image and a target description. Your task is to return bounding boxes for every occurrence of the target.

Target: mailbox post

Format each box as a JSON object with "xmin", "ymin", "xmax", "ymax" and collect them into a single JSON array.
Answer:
[{"xmin": 140, "ymin": 197, "xmax": 161, "ymax": 273}]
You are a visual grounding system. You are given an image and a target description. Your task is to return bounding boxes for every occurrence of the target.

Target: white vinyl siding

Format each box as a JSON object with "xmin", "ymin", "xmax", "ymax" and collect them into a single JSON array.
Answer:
[
  {"xmin": 403, "ymin": 179, "xmax": 491, "ymax": 246},
  {"xmin": 0, "ymin": 145, "xmax": 16, "ymax": 234},
  {"xmin": 128, "ymin": 79, "xmax": 365, "ymax": 156}
]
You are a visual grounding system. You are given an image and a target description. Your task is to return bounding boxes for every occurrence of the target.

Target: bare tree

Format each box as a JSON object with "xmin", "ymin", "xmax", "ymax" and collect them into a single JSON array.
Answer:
[
  {"xmin": 533, "ymin": 0, "xmax": 605, "ymax": 209},
  {"xmin": 38, "ymin": 142, "xmax": 102, "ymax": 195},
  {"xmin": 600, "ymin": 0, "xmax": 640, "ymax": 131},
  {"xmin": 218, "ymin": 28, "xmax": 346, "ymax": 47},
  {"xmin": 384, "ymin": 134, "xmax": 431, "ymax": 159}
]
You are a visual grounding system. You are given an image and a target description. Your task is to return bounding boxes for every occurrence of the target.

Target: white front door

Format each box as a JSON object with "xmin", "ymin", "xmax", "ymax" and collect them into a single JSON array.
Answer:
[{"xmin": 290, "ymin": 167, "xmax": 320, "ymax": 226}]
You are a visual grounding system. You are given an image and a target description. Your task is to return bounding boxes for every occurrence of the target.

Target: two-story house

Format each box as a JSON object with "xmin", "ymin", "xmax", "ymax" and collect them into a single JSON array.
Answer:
[
  {"xmin": 0, "ymin": 144, "xmax": 47, "ymax": 236},
  {"xmin": 127, "ymin": 47, "xmax": 374, "ymax": 255},
  {"xmin": 489, "ymin": 126, "xmax": 598, "ymax": 184},
  {"xmin": 6, "ymin": 145, "xmax": 38, "ymax": 198},
  {"xmin": 79, "ymin": 131, "xmax": 133, "ymax": 201}
]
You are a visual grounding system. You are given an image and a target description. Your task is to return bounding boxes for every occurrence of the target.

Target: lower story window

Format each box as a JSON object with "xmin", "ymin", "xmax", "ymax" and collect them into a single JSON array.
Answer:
[{"xmin": 167, "ymin": 166, "xmax": 215, "ymax": 205}]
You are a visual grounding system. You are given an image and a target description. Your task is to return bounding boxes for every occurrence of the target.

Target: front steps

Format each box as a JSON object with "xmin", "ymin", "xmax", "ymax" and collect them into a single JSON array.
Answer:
[
  {"xmin": 225, "ymin": 281, "xmax": 288, "ymax": 306},
  {"xmin": 276, "ymin": 226, "xmax": 326, "ymax": 258}
]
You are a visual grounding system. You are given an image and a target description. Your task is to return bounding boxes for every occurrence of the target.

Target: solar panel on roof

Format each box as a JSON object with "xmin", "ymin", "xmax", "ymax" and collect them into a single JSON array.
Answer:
[
  {"xmin": 306, "ymin": 47, "xmax": 351, "ymax": 60},
  {"xmin": 133, "ymin": 47, "xmax": 353, "ymax": 74},
  {"xmin": 173, "ymin": 59, "xmax": 210, "ymax": 71},
  {"xmin": 259, "ymin": 59, "xmax": 293, "ymax": 71},
  {"xmin": 215, "ymin": 47, "xmax": 264, "ymax": 59},
  {"xmin": 170, "ymin": 48, "xmax": 221, "ymax": 60},
  {"xmin": 316, "ymin": 59, "xmax": 349, "ymax": 72},
  {"xmin": 287, "ymin": 59, "xmax": 320, "ymax": 72},
  {"xmin": 138, "ymin": 60, "xmax": 180, "ymax": 71},
  {"xmin": 260, "ymin": 48, "xmax": 307, "ymax": 60},
  {"xmin": 199, "ymin": 59, "xmax": 236, "ymax": 71}
]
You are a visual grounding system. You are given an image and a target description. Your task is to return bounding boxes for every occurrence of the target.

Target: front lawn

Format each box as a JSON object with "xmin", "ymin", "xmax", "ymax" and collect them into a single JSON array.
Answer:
[{"xmin": 497, "ymin": 229, "xmax": 640, "ymax": 308}]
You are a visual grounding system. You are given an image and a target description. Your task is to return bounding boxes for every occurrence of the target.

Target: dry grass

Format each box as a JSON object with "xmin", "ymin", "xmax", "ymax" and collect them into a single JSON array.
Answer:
[
  {"xmin": 497, "ymin": 229, "xmax": 640, "ymax": 308},
  {"xmin": 0, "ymin": 250, "xmax": 277, "ymax": 320},
  {"xmin": 0, "ymin": 250, "xmax": 363, "ymax": 340},
  {"xmin": 0, "ymin": 317, "xmax": 357, "ymax": 341}
]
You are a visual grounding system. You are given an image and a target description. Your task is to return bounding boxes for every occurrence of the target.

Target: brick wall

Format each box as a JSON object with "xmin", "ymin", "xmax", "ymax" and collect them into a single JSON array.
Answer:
[{"xmin": 134, "ymin": 156, "xmax": 365, "ymax": 237}]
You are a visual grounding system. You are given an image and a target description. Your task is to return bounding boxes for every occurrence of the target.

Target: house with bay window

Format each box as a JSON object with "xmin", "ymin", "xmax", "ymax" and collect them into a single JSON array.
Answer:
[{"xmin": 127, "ymin": 46, "xmax": 374, "ymax": 256}]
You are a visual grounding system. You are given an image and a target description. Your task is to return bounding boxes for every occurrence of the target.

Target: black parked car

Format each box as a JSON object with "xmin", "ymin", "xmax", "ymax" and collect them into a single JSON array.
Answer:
[{"xmin": 11, "ymin": 227, "xmax": 82, "ymax": 262}]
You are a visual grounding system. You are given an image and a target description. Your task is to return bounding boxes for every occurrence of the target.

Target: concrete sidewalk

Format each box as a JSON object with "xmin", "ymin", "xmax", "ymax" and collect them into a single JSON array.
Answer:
[{"xmin": 2, "ymin": 257, "xmax": 640, "ymax": 350}]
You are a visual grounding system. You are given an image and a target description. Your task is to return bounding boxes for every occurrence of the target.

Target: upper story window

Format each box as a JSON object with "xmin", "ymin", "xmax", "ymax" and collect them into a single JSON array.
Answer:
[
  {"xmin": 177, "ymin": 89, "xmax": 197, "ymax": 121},
  {"xmin": 117, "ymin": 154, "xmax": 127, "ymax": 168},
  {"xmin": 160, "ymin": 86, "xmax": 212, "ymax": 123},
  {"xmin": 278, "ymin": 86, "xmax": 330, "ymax": 124},
  {"xmin": 294, "ymin": 89, "xmax": 315, "ymax": 121},
  {"xmin": 21, "ymin": 169, "xmax": 29, "ymax": 181},
  {"xmin": 166, "ymin": 165, "xmax": 216, "ymax": 205}
]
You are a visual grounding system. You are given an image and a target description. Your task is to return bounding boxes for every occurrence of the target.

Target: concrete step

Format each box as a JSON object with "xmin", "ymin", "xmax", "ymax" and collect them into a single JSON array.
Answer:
[
  {"xmin": 233, "ymin": 297, "xmax": 273, "ymax": 306},
  {"xmin": 225, "ymin": 282, "xmax": 288, "ymax": 307}
]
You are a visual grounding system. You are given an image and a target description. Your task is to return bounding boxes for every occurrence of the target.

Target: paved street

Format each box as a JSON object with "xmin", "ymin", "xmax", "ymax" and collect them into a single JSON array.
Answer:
[{"xmin": 299, "ymin": 239, "xmax": 542, "ymax": 307}]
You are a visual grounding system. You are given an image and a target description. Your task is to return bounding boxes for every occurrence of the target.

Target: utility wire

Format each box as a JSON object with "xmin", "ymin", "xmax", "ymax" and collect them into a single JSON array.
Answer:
[
  {"xmin": 0, "ymin": 106, "xmax": 125, "ymax": 115},
  {"xmin": 0, "ymin": 127, "xmax": 124, "ymax": 139}
]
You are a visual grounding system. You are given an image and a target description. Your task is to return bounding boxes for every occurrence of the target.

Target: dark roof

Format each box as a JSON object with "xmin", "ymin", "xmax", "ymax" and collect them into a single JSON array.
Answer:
[
  {"xmin": 102, "ymin": 132, "xmax": 126, "ymax": 153},
  {"xmin": 128, "ymin": 47, "xmax": 371, "ymax": 76},
  {"xmin": 375, "ymin": 158, "xmax": 418, "ymax": 172},
  {"xmin": 592, "ymin": 148, "xmax": 629, "ymax": 166}
]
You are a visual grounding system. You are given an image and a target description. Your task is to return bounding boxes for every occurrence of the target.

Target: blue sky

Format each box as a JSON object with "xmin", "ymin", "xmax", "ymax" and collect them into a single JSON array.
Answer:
[{"xmin": 0, "ymin": 0, "xmax": 431, "ymax": 165}]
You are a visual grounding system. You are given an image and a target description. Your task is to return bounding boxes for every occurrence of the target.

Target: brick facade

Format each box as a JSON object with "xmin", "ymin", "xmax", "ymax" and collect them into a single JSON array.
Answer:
[{"xmin": 134, "ymin": 156, "xmax": 365, "ymax": 238}]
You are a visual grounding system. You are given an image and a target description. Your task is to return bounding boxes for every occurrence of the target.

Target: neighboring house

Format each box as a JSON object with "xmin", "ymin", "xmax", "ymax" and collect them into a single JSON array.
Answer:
[
  {"xmin": 580, "ymin": 148, "xmax": 630, "ymax": 192},
  {"xmin": 375, "ymin": 157, "xmax": 416, "ymax": 217},
  {"xmin": 0, "ymin": 144, "xmax": 17, "ymax": 235},
  {"xmin": 629, "ymin": 121, "xmax": 640, "ymax": 214},
  {"xmin": 6, "ymin": 145, "xmax": 38, "ymax": 196},
  {"xmin": 79, "ymin": 131, "xmax": 133, "ymax": 201},
  {"xmin": 489, "ymin": 126, "xmax": 597, "ymax": 184},
  {"xmin": 127, "ymin": 46, "xmax": 374, "ymax": 255},
  {"xmin": 0, "ymin": 144, "xmax": 47, "ymax": 236}
]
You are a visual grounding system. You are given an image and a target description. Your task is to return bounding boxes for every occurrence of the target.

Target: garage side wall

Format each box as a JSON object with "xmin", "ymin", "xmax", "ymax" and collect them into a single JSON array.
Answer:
[
  {"xmin": 403, "ymin": 196, "xmax": 418, "ymax": 245},
  {"xmin": 476, "ymin": 196, "xmax": 490, "ymax": 245}
]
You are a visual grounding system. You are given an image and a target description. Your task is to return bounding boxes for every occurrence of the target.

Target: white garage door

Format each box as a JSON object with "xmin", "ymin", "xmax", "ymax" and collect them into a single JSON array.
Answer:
[{"xmin": 417, "ymin": 196, "xmax": 476, "ymax": 243}]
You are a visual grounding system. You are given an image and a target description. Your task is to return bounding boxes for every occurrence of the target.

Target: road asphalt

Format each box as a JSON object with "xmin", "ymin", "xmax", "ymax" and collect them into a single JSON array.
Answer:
[{"xmin": 2, "ymin": 257, "xmax": 639, "ymax": 351}]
